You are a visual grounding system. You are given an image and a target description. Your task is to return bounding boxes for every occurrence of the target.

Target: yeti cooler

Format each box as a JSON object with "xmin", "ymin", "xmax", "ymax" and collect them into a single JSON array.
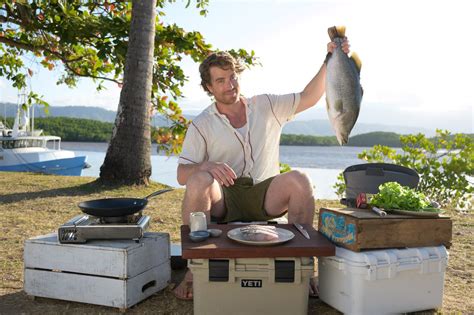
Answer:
[
  {"xmin": 319, "ymin": 245, "xmax": 448, "ymax": 315},
  {"xmin": 189, "ymin": 257, "xmax": 314, "ymax": 315}
]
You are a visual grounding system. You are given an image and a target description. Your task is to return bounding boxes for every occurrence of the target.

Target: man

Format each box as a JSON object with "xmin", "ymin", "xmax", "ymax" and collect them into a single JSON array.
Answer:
[{"xmin": 174, "ymin": 39, "xmax": 350, "ymax": 300}]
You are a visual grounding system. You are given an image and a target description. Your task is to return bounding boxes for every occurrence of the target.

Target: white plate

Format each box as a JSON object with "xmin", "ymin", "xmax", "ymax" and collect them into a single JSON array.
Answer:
[
  {"xmin": 388, "ymin": 209, "xmax": 441, "ymax": 218},
  {"xmin": 227, "ymin": 227, "xmax": 295, "ymax": 246}
]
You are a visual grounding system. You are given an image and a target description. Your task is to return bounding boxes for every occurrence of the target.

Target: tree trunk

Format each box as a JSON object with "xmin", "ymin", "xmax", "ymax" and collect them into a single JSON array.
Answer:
[{"xmin": 99, "ymin": 0, "xmax": 157, "ymax": 185}]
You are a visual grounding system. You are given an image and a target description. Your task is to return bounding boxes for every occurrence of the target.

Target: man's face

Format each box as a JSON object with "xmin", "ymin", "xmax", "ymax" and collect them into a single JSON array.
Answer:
[{"xmin": 206, "ymin": 66, "xmax": 240, "ymax": 105}]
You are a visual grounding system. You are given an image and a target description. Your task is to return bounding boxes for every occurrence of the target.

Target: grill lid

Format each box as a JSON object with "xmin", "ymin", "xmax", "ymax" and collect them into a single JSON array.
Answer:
[{"xmin": 342, "ymin": 163, "xmax": 419, "ymax": 206}]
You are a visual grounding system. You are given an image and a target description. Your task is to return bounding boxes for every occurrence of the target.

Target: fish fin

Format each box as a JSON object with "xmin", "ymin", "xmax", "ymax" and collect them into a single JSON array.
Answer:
[
  {"xmin": 360, "ymin": 85, "xmax": 364, "ymax": 97},
  {"xmin": 335, "ymin": 99, "xmax": 344, "ymax": 113},
  {"xmin": 336, "ymin": 26, "xmax": 346, "ymax": 37},
  {"xmin": 328, "ymin": 26, "xmax": 346, "ymax": 40},
  {"xmin": 350, "ymin": 52, "xmax": 362, "ymax": 73}
]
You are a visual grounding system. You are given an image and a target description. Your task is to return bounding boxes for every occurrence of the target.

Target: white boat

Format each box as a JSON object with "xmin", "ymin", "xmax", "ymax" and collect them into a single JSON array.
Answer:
[{"xmin": 0, "ymin": 106, "xmax": 88, "ymax": 176}]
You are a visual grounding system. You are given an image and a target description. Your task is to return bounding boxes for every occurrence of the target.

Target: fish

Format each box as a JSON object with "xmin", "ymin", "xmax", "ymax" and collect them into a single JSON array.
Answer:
[
  {"xmin": 325, "ymin": 26, "xmax": 363, "ymax": 145},
  {"xmin": 240, "ymin": 225, "xmax": 279, "ymax": 241}
]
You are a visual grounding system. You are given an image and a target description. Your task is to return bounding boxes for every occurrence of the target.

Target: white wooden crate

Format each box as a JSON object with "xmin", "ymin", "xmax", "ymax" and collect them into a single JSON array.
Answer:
[{"xmin": 24, "ymin": 232, "xmax": 171, "ymax": 309}]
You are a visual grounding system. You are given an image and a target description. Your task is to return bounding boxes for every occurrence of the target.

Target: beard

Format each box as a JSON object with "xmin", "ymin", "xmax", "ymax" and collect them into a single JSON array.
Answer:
[{"xmin": 214, "ymin": 88, "xmax": 240, "ymax": 105}]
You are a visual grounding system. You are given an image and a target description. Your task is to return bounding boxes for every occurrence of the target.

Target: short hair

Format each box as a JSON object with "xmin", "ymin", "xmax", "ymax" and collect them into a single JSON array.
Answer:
[{"xmin": 199, "ymin": 51, "xmax": 245, "ymax": 95}]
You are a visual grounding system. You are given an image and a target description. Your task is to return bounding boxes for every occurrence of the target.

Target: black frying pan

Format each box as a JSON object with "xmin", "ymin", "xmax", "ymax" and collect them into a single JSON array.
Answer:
[{"xmin": 78, "ymin": 188, "xmax": 173, "ymax": 217}]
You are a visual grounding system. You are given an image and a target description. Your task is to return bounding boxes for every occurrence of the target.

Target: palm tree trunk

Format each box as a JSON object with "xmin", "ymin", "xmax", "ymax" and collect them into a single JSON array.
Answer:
[{"xmin": 99, "ymin": 0, "xmax": 157, "ymax": 185}]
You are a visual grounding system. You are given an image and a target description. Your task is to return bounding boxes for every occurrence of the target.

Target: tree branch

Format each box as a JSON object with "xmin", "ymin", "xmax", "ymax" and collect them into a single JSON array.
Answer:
[
  {"xmin": 0, "ymin": 15, "xmax": 32, "ymax": 28},
  {"xmin": 0, "ymin": 36, "xmax": 122, "ymax": 84},
  {"xmin": 0, "ymin": 35, "xmax": 80, "ymax": 63},
  {"xmin": 0, "ymin": 35, "xmax": 37, "ymax": 51},
  {"xmin": 436, "ymin": 150, "xmax": 452, "ymax": 159},
  {"xmin": 63, "ymin": 61, "xmax": 122, "ymax": 84}
]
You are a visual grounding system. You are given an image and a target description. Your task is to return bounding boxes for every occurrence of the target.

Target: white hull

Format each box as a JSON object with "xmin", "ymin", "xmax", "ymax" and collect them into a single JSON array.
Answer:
[
  {"xmin": 1, "ymin": 99, "xmax": 88, "ymax": 176},
  {"xmin": 0, "ymin": 136, "xmax": 88, "ymax": 176}
]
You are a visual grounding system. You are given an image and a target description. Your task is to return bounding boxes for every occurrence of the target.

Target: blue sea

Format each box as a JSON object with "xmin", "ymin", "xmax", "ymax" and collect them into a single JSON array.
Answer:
[{"xmin": 62, "ymin": 142, "xmax": 372, "ymax": 200}]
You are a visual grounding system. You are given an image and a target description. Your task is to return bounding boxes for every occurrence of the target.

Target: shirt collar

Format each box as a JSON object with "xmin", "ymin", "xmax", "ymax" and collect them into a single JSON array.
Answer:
[{"xmin": 208, "ymin": 95, "xmax": 251, "ymax": 115}]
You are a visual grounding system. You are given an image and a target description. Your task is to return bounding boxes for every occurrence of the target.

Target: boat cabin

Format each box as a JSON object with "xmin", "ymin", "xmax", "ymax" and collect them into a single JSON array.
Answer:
[{"xmin": 0, "ymin": 136, "xmax": 62, "ymax": 151}]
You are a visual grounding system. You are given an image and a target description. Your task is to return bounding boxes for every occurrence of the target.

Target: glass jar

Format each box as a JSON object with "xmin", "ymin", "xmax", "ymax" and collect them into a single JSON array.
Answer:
[{"xmin": 189, "ymin": 212, "xmax": 207, "ymax": 232}]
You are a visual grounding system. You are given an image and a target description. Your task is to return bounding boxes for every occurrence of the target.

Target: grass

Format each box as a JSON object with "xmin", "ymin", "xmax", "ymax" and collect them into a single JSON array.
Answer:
[{"xmin": 0, "ymin": 172, "xmax": 472, "ymax": 314}]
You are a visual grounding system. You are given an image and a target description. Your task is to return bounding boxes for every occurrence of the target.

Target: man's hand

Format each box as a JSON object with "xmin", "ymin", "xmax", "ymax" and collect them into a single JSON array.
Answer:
[
  {"xmin": 200, "ymin": 161, "xmax": 237, "ymax": 187},
  {"xmin": 327, "ymin": 37, "xmax": 350, "ymax": 54}
]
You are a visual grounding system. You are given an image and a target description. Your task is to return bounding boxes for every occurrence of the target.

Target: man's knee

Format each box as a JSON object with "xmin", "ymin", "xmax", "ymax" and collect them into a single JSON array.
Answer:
[
  {"xmin": 182, "ymin": 171, "xmax": 225, "ymax": 220},
  {"xmin": 186, "ymin": 171, "xmax": 215, "ymax": 190},
  {"xmin": 285, "ymin": 170, "xmax": 314, "ymax": 195}
]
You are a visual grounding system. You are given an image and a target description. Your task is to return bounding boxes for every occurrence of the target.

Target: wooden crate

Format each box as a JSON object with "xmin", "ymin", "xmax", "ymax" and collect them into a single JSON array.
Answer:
[
  {"xmin": 24, "ymin": 232, "xmax": 170, "ymax": 310},
  {"xmin": 318, "ymin": 207, "xmax": 452, "ymax": 252}
]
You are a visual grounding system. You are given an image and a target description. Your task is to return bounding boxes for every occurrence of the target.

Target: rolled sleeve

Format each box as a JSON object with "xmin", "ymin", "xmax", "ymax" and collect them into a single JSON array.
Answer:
[
  {"xmin": 267, "ymin": 93, "xmax": 301, "ymax": 125},
  {"xmin": 178, "ymin": 123, "xmax": 207, "ymax": 165}
]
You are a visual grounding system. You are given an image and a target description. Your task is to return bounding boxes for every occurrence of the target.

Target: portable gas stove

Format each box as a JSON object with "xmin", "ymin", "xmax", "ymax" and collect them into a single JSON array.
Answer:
[{"xmin": 58, "ymin": 212, "xmax": 150, "ymax": 244}]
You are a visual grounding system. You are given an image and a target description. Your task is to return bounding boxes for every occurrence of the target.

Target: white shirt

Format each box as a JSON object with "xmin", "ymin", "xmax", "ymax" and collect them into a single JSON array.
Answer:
[
  {"xmin": 235, "ymin": 123, "xmax": 248, "ymax": 138},
  {"xmin": 178, "ymin": 93, "xmax": 300, "ymax": 183}
]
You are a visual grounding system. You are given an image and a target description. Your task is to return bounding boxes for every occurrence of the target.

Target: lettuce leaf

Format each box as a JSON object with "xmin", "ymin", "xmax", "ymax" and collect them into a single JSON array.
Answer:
[{"xmin": 370, "ymin": 182, "xmax": 431, "ymax": 211}]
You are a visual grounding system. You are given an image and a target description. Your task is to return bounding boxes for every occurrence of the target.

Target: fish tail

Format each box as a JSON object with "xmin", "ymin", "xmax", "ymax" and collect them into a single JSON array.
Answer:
[
  {"xmin": 350, "ymin": 52, "xmax": 362, "ymax": 72},
  {"xmin": 328, "ymin": 26, "xmax": 346, "ymax": 40}
]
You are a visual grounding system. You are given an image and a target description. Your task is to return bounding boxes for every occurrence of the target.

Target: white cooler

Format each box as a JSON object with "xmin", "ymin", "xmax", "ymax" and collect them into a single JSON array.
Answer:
[{"xmin": 319, "ymin": 245, "xmax": 448, "ymax": 315}]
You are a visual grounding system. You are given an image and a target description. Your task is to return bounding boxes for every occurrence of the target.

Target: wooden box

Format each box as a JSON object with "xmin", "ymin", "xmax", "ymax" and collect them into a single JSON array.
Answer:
[
  {"xmin": 318, "ymin": 208, "xmax": 452, "ymax": 252},
  {"xmin": 24, "ymin": 232, "xmax": 171, "ymax": 310}
]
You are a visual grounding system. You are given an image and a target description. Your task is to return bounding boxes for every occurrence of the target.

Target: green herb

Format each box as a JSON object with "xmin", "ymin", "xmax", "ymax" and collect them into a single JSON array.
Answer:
[{"xmin": 370, "ymin": 182, "xmax": 432, "ymax": 211}]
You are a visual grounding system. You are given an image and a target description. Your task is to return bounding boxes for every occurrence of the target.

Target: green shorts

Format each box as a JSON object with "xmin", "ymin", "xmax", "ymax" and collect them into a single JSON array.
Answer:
[{"xmin": 217, "ymin": 176, "xmax": 283, "ymax": 223}]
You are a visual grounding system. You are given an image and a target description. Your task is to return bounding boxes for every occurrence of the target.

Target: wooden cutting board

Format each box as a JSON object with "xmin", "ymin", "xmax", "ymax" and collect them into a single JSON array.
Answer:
[{"xmin": 181, "ymin": 224, "xmax": 335, "ymax": 259}]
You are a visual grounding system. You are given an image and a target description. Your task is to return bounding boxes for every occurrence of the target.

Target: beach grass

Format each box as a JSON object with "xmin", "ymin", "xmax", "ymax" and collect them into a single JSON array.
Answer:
[{"xmin": 0, "ymin": 172, "xmax": 472, "ymax": 314}]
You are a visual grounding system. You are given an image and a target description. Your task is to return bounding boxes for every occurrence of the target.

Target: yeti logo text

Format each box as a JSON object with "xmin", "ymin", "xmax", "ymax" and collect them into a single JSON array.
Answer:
[{"xmin": 241, "ymin": 279, "xmax": 262, "ymax": 288}]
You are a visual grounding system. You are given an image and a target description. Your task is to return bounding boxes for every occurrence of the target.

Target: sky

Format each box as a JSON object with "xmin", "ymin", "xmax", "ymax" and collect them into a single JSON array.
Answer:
[{"xmin": 1, "ymin": 0, "xmax": 473, "ymax": 133}]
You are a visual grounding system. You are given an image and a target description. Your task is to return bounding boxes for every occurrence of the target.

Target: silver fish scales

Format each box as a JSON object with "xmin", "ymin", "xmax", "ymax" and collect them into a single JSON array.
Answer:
[{"xmin": 325, "ymin": 26, "xmax": 363, "ymax": 145}]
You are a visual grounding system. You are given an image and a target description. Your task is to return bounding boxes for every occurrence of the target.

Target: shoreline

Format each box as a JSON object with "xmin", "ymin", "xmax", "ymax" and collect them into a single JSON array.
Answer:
[{"xmin": 62, "ymin": 142, "xmax": 363, "ymax": 200}]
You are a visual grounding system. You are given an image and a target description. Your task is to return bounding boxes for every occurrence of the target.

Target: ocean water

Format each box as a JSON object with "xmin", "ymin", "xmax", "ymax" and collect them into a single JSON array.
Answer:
[{"xmin": 63, "ymin": 142, "xmax": 371, "ymax": 200}]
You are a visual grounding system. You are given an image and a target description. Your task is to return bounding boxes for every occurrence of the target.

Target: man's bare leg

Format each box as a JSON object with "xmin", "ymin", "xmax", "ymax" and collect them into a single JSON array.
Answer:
[
  {"xmin": 174, "ymin": 171, "xmax": 225, "ymax": 300},
  {"xmin": 264, "ymin": 170, "xmax": 315, "ymax": 224},
  {"xmin": 180, "ymin": 171, "xmax": 226, "ymax": 224},
  {"xmin": 264, "ymin": 170, "xmax": 318, "ymax": 296}
]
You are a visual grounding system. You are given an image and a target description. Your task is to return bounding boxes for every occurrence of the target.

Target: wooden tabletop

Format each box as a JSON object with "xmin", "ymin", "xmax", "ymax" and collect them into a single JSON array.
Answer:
[{"xmin": 181, "ymin": 224, "xmax": 335, "ymax": 259}]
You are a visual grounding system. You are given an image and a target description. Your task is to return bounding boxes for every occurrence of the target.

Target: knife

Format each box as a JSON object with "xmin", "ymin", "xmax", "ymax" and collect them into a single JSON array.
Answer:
[
  {"xmin": 293, "ymin": 223, "xmax": 310, "ymax": 239},
  {"xmin": 372, "ymin": 206, "xmax": 387, "ymax": 217}
]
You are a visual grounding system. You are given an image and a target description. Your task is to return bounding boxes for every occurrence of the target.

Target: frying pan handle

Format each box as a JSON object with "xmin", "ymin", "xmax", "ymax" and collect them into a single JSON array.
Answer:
[{"xmin": 145, "ymin": 188, "xmax": 174, "ymax": 200}]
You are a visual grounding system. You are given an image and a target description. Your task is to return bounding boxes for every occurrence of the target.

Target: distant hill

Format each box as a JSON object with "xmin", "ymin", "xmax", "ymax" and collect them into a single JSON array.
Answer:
[
  {"xmin": 282, "ymin": 119, "xmax": 434, "ymax": 137},
  {"xmin": 0, "ymin": 102, "xmax": 435, "ymax": 136},
  {"xmin": 0, "ymin": 115, "xmax": 408, "ymax": 146},
  {"xmin": 280, "ymin": 132, "xmax": 402, "ymax": 147},
  {"xmin": 0, "ymin": 102, "xmax": 117, "ymax": 121},
  {"xmin": 0, "ymin": 102, "xmax": 175, "ymax": 127},
  {"xmin": 348, "ymin": 132, "xmax": 401, "ymax": 147},
  {"xmin": 2, "ymin": 112, "xmax": 470, "ymax": 146}
]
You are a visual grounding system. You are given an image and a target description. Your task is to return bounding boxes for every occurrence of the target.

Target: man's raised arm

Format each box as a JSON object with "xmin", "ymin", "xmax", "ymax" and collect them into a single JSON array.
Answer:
[{"xmin": 296, "ymin": 39, "xmax": 350, "ymax": 114}]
